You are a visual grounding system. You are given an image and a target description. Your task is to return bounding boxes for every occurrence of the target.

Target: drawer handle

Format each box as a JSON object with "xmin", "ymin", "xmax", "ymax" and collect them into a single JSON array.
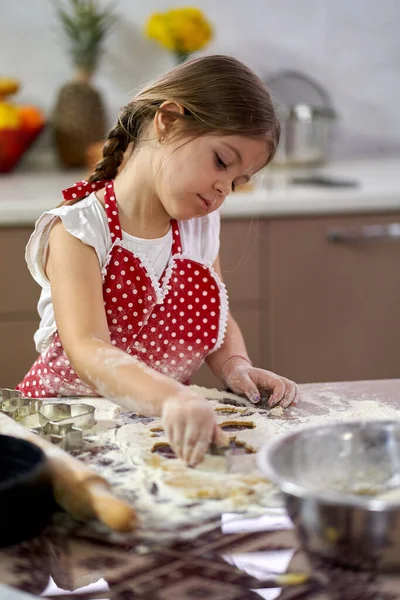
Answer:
[{"xmin": 327, "ymin": 223, "xmax": 400, "ymax": 244}]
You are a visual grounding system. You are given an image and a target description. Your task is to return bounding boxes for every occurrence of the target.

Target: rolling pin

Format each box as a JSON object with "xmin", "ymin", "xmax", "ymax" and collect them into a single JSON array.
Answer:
[{"xmin": 0, "ymin": 411, "xmax": 137, "ymax": 533}]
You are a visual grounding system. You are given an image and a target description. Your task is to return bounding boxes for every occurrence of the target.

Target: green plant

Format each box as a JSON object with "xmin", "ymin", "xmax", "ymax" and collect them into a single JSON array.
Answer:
[{"xmin": 55, "ymin": 0, "xmax": 117, "ymax": 74}]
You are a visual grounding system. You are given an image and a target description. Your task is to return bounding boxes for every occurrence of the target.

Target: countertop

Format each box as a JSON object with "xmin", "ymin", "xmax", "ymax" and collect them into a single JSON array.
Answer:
[
  {"xmin": 1, "ymin": 378, "xmax": 400, "ymax": 600},
  {"xmin": 0, "ymin": 158, "xmax": 399, "ymax": 226}
]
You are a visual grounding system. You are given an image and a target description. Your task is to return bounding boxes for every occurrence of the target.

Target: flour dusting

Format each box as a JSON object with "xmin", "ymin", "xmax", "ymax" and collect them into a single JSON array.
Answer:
[{"xmin": 66, "ymin": 384, "xmax": 400, "ymax": 540}]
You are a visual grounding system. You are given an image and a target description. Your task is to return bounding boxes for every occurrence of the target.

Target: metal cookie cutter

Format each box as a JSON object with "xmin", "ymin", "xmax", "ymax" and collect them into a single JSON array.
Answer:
[
  {"xmin": 0, "ymin": 392, "xmax": 96, "ymax": 451},
  {"xmin": 0, "ymin": 395, "xmax": 43, "ymax": 418},
  {"xmin": 38, "ymin": 403, "xmax": 96, "ymax": 430},
  {"xmin": 0, "ymin": 388, "xmax": 23, "ymax": 402}
]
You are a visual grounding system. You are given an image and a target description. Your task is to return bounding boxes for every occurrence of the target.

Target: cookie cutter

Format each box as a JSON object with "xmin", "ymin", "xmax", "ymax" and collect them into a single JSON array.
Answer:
[
  {"xmin": 38, "ymin": 403, "xmax": 96, "ymax": 430},
  {"xmin": 0, "ymin": 394, "xmax": 96, "ymax": 451},
  {"xmin": 0, "ymin": 388, "xmax": 23, "ymax": 402},
  {"xmin": 0, "ymin": 396, "xmax": 43, "ymax": 417}
]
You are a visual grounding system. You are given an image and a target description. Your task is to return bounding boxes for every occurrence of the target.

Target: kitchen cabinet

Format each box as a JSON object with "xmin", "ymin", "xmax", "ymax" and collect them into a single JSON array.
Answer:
[
  {"xmin": 2, "ymin": 212, "xmax": 400, "ymax": 389},
  {"xmin": 195, "ymin": 212, "xmax": 400, "ymax": 387},
  {"xmin": 265, "ymin": 213, "xmax": 400, "ymax": 383},
  {"xmin": 0, "ymin": 228, "xmax": 39, "ymax": 314},
  {"xmin": 0, "ymin": 228, "xmax": 39, "ymax": 387},
  {"xmin": 0, "ymin": 320, "xmax": 39, "ymax": 387}
]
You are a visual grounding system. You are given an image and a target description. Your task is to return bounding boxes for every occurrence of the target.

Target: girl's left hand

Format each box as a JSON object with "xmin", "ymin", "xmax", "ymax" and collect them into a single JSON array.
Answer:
[{"xmin": 222, "ymin": 358, "xmax": 298, "ymax": 408}]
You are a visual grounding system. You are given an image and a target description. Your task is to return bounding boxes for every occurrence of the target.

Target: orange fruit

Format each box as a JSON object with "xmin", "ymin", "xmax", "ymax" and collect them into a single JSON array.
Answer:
[{"xmin": 18, "ymin": 105, "xmax": 45, "ymax": 129}]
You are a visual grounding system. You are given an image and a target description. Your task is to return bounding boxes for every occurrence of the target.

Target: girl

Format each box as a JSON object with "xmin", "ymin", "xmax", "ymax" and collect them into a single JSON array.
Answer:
[{"xmin": 18, "ymin": 55, "xmax": 298, "ymax": 467}]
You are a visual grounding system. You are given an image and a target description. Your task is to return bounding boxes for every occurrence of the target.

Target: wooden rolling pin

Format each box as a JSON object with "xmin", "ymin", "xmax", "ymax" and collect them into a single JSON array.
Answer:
[{"xmin": 0, "ymin": 411, "xmax": 137, "ymax": 532}]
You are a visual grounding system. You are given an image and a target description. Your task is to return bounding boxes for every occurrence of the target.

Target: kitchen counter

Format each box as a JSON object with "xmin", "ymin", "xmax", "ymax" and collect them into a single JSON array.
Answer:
[
  {"xmin": 0, "ymin": 158, "xmax": 399, "ymax": 226},
  {"xmin": 1, "ymin": 378, "xmax": 400, "ymax": 600}
]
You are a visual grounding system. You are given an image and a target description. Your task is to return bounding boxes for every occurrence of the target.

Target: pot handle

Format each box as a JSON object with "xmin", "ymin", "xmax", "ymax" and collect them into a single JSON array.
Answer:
[{"xmin": 266, "ymin": 69, "xmax": 334, "ymax": 110}]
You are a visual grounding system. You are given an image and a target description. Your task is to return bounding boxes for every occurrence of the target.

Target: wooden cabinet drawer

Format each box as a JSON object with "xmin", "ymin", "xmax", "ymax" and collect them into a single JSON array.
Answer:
[
  {"xmin": 219, "ymin": 219, "xmax": 262, "ymax": 303},
  {"xmin": 0, "ymin": 228, "xmax": 39, "ymax": 315},
  {"xmin": 266, "ymin": 213, "xmax": 400, "ymax": 383},
  {"xmin": 0, "ymin": 319, "xmax": 39, "ymax": 388}
]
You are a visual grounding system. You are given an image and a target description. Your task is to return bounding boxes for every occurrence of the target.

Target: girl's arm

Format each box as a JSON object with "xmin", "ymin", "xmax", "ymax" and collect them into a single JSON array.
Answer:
[
  {"xmin": 46, "ymin": 220, "xmax": 227, "ymax": 464},
  {"xmin": 46, "ymin": 220, "xmax": 179, "ymax": 414},
  {"xmin": 205, "ymin": 255, "xmax": 298, "ymax": 408}
]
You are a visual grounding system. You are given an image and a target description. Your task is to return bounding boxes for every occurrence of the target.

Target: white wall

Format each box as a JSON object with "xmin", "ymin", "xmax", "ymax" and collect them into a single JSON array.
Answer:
[{"xmin": 1, "ymin": 0, "xmax": 399, "ymax": 159}]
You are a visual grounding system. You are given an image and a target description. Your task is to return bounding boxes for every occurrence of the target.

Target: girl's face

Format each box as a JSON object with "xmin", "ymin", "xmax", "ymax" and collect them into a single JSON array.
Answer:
[{"xmin": 154, "ymin": 133, "xmax": 270, "ymax": 221}]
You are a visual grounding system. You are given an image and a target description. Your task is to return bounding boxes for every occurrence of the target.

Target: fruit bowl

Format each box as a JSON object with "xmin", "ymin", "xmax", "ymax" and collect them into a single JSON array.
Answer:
[{"xmin": 0, "ymin": 124, "xmax": 45, "ymax": 173}]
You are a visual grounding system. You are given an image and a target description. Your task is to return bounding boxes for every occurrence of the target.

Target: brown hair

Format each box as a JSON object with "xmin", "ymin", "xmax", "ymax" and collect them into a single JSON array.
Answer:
[{"xmin": 68, "ymin": 55, "xmax": 279, "ymax": 204}]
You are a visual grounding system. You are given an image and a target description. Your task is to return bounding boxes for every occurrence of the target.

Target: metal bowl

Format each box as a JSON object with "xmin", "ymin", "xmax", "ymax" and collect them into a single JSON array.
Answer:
[{"xmin": 258, "ymin": 420, "xmax": 400, "ymax": 570}]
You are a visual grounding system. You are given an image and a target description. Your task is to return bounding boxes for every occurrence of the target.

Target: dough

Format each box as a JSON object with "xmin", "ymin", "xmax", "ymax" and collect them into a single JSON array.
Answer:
[
  {"xmin": 75, "ymin": 384, "xmax": 400, "ymax": 539},
  {"xmin": 269, "ymin": 405, "xmax": 285, "ymax": 417},
  {"xmin": 78, "ymin": 386, "xmax": 286, "ymax": 536}
]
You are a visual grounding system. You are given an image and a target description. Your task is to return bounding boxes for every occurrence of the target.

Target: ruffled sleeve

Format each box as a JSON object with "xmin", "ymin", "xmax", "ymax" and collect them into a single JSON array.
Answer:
[{"xmin": 25, "ymin": 194, "xmax": 111, "ymax": 288}]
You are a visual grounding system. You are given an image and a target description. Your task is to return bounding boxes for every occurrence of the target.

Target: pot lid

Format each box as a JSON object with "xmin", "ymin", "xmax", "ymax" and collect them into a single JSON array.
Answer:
[{"xmin": 265, "ymin": 70, "xmax": 338, "ymax": 121}]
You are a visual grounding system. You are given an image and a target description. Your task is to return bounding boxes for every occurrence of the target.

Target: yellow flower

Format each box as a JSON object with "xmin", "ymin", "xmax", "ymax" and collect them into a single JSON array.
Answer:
[
  {"xmin": 146, "ymin": 7, "xmax": 213, "ymax": 55},
  {"xmin": 146, "ymin": 13, "xmax": 175, "ymax": 51}
]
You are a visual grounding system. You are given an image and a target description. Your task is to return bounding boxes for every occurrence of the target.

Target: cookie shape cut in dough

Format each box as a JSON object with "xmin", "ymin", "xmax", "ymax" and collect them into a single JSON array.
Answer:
[
  {"xmin": 152, "ymin": 442, "xmax": 176, "ymax": 459},
  {"xmin": 150, "ymin": 427, "xmax": 165, "ymax": 438},
  {"xmin": 220, "ymin": 420, "xmax": 256, "ymax": 432}
]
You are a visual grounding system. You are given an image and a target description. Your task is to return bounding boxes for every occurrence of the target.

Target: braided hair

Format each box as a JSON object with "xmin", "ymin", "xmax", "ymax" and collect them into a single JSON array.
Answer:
[{"xmin": 87, "ymin": 114, "xmax": 131, "ymax": 184}]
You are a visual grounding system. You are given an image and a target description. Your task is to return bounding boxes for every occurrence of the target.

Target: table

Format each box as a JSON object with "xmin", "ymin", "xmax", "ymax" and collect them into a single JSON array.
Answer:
[{"xmin": 1, "ymin": 379, "xmax": 400, "ymax": 600}]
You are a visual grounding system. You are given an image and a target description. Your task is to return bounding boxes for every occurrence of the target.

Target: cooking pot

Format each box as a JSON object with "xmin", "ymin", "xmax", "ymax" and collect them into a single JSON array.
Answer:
[{"xmin": 266, "ymin": 70, "xmax": 337, "ymax": 167}]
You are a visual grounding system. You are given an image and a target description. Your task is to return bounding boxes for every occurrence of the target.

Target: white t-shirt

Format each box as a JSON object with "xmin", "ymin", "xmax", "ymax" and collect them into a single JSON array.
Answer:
[{"xmin": 27, "ymin": 193, "xmax": 221, "ymax": 354}]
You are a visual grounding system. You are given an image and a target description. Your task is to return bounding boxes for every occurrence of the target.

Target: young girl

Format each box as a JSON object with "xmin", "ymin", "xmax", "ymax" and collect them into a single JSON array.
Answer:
[{"xmin": 18, "ymin": 55, "xmax": 298, "ymax": 466}]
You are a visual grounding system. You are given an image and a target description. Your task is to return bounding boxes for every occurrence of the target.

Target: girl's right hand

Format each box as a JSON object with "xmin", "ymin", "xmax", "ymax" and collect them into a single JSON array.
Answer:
[{"xmin": 162, "ymin": 392, "xmax": 229, "ymax": 467}]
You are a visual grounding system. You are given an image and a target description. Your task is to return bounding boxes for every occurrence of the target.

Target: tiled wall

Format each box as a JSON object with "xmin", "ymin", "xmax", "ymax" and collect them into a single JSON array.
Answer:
[{"xmin": 1, "ymin": 0, "xmax": 399, "ymax": 159}]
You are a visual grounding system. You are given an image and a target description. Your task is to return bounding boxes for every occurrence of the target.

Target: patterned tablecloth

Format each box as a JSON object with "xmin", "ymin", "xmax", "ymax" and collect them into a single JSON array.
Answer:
[{"xmin": 1, "ymin": 380, "xmax": 400, "ymax": 600}]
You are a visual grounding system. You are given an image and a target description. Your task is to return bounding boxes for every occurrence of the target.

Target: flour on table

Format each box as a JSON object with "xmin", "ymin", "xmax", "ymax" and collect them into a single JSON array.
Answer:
[{"xmin": 67, "ymin": 385, "xmax": 400, "ymax": 540}]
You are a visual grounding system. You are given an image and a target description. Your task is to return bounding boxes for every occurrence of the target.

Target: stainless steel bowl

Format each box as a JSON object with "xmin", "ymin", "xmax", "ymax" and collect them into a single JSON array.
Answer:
[{"xmin": 258, "ymin": 420, "xmax": 400, "ymax": 570}]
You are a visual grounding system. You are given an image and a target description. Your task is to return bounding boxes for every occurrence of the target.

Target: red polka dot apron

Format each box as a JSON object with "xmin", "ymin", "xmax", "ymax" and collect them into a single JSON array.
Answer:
[{"xmin": 17, "ymin": 180, "xmax": 228, "ymax": 398}]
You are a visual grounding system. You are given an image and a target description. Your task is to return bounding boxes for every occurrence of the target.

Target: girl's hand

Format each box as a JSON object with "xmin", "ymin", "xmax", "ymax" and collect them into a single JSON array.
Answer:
[
  {"xmin": 222, "ymin": 357, "xmax": 298, "ymax": 408},
  {"xmin": 162, "ymin": 392, "xmax": 229, "ymax": 467}
]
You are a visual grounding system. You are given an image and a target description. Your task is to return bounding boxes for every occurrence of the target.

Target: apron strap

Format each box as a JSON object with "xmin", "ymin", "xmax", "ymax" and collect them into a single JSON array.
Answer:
[
  {"xmin": 171, "ymin": 220, "xmax": 182, "ymax": 255},
  {"xmin": 62, "ymin": 179, "xmax": 182, "ymax": 248},
  {"xmin": 103, "ymin": 181, "xmax": 123, "ymax": 241},
  {"xmin": 62, "ymin": 179, "xmax": 112, "ymax": 201}
]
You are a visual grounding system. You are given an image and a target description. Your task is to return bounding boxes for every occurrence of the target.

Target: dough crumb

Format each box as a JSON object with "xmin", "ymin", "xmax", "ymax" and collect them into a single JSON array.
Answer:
[{"xmin": 269, "ymin": 405, "xmax": 285, "ymax": 417}]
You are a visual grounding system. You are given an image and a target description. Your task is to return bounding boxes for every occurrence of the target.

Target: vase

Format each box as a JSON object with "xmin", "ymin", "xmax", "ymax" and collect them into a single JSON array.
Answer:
[{"xmin": 52, "ymin": 69, "xmax": 106, "ymax": 168}]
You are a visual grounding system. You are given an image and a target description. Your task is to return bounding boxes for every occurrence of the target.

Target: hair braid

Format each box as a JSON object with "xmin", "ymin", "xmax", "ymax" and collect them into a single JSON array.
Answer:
[
  {"xmin": 88, "ymin": 111, "xmax": 131, "ymax": 184},
  {"xmin": 59, "ymin": 106, "xmax": 143, "ymax": 206}
]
